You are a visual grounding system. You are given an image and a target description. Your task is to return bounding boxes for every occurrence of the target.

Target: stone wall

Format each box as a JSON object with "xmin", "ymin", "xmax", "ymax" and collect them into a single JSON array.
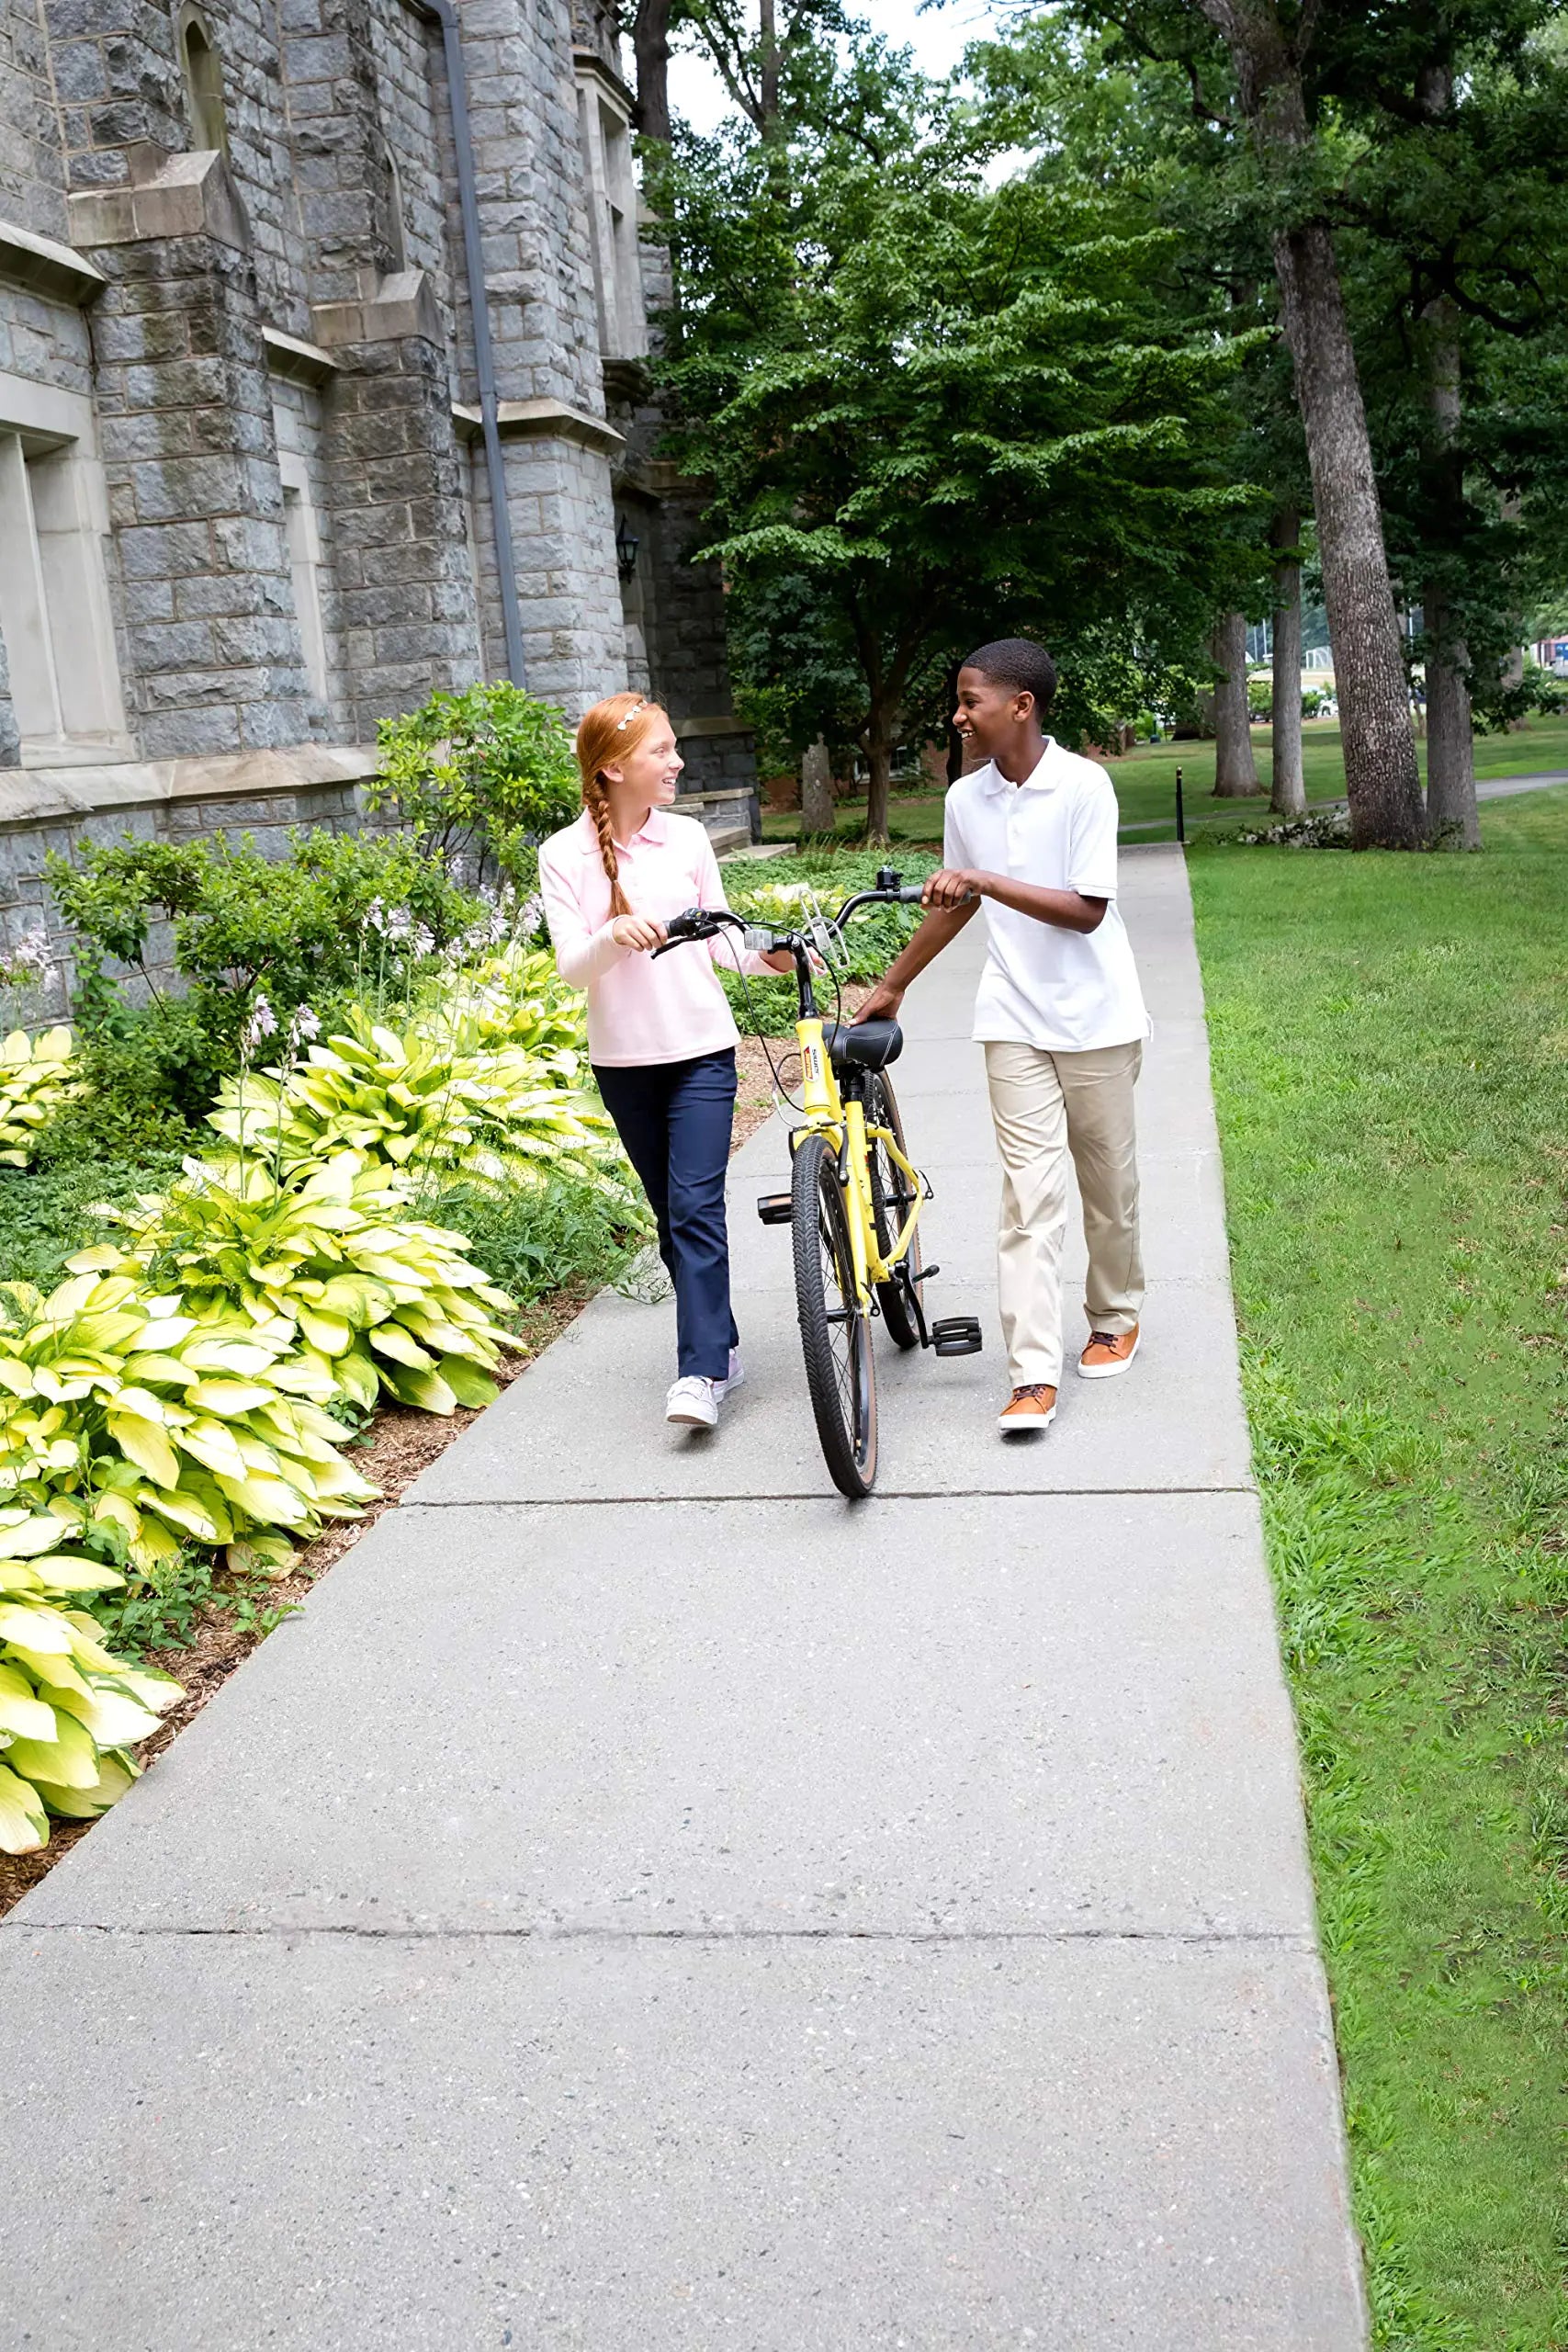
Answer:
[{"xmin": 0, "ymin": 0, "xmax": 750, "ymax": 885}]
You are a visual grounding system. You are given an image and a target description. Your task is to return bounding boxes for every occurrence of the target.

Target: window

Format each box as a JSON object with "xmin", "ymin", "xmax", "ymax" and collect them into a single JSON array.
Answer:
[
  {"xmin": 277, "ymin": 454, "xmax": 329, "ymax": 706},
  {"xmin": 0, "ymin": 402, "xmax": 126, "ymax": 762},
  {"xmin": 180, "ymin": 8, "xmax": 228, "ymax": 153},
  {"xmin": 574, "ymin": 56, "xmax": 647, "ymax": 361}
]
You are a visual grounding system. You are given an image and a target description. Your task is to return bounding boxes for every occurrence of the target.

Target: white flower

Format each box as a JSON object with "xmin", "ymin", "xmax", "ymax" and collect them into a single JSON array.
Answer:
[
  {"xmin": 412, "ymin": 923, "xmax": 436, "ymax": 959},
  {"xmin": 1, "ymin": 927, "xmax": 52, "ymax": 980},
  {"xmin": 242, "ymin": 992, "xmax": 277, "ymax": 1053},
  {"xmin": 288, "ymin": 1003, "xmax": 321, "ymax": 1048}
]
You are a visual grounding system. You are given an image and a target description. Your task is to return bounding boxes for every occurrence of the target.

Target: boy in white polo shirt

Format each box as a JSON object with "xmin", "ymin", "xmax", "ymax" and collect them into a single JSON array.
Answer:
[{"xmin": 856, "ymin": 639, "xmax": 1149, "ymax": 1432}]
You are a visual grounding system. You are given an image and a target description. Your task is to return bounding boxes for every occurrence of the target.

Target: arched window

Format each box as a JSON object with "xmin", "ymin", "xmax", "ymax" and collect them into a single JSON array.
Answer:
[{"xmin": 180, "ymin": 10, "xmax": 228, "ymax": 153}]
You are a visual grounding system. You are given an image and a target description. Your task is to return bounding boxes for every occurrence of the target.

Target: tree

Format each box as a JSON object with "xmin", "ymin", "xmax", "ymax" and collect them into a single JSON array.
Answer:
[
  {"xmin": 1314, "ymin": 3, "xmax": 1568, "ymax": 846},
  {"xmin": 1060, "ymin": 0, "xmax": 1427, "ymax": 844},
  {"xmin": 1210, "ymin": 610, "xmax": 1259, "ymax": 794},
  {"xmin": 656, "ymin": 106, "xmax": 1260, "ymax": 839},
  {"xmin": 1269, "ymin": 506, "xmax": 1306, "ymax": 814}
]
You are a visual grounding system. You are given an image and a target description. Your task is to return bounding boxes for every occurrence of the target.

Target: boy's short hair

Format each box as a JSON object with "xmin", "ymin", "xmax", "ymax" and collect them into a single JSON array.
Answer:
[{"xmin": 961, "ymin": 639, "xmax": 1058, "ymax": 716}]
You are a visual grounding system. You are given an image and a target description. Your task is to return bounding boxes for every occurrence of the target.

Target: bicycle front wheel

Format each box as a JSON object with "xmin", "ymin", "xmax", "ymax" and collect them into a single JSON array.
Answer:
[{"xmin": 792, "ymin": 1131, "xmax": 878, "ymax": 1498}]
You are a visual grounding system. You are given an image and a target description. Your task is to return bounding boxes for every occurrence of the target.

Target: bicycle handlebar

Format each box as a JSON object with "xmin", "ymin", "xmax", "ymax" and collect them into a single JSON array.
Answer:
[{"xmin": 650, "ymin": 876, "xmax": 925, "ymax": 959}]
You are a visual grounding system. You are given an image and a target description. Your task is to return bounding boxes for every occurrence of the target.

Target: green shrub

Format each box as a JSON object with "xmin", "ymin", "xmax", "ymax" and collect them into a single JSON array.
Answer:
[
  {"xmin": 89, "ymin": 1149, "xmax": 518, "ymax": 1419},
  {"xmin": 431, "ymin": 1172, "xmax": 648, "ymax": 1307},
  {"xmin": 0, "ymin": 1264, "xmax": 377, "ymax": 1584},
  {"xmin": 208, "ymin": 953, "xmax": 632, "ymax": 1208},
  {"xmin": 371, "ymin": 682, "xmax": 580, "ymax": 888},
  {"xmin": 46, "ymin": 830, "xmax": 485, "ymax": 1128},
  {"xmin": 0, "ymin": 1027, "xmax": 83, "ymax": 1167},
  {"xmin": 0, "ymin": 1521, "xmax": 182, "ymax": 1853}
]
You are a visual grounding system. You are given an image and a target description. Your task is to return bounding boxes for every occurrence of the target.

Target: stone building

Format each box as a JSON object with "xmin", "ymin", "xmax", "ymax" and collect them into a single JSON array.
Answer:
[{"xmin": 0, "ymin": 0, "xmax": 755, "ymax": 976}]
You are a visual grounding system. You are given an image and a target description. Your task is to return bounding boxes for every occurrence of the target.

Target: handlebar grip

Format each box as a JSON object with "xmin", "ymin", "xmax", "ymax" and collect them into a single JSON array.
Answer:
[{"xmin": 897, "ymin": 886, "xmax": 926, "ymax": 904}]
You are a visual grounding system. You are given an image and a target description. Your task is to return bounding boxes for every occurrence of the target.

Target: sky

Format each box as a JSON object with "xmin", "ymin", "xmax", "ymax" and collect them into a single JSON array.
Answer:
[{"xmin": 666, "ymin": 0, "xmax": 1003, "ymax": 136}]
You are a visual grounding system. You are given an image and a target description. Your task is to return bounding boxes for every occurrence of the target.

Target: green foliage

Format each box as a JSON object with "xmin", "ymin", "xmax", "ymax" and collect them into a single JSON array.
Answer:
[
  {"xmin": 0, "ymin": 1027, "xmax": 82, "ymax": 1168},
  {"xmin": 47, "ymin": 830, "xmax": 484, "ymax": 1126},
  {"xmin": 209, "ymin": 970, "xmax": 627, "ymax": 1203},
  {"xmin": 0, "ymin": 1146, "xmax": 187, "ymax": 1294},
  {"xmin": 89, "ymin": 1150, "xmax": 519, "ymax": 1421},
  {"xmin": 430, "ymin": 1173, "xmax": 647, "ymax": 1308},
  {"xmin": 657, "ymin": 46, "xmax": 1259, "ymax": 833},
  {"xmin": 1193, "ymin": 784, "xmax": 1568, "ymax": 2343},
  {"xmin": 0, "ymin": 1517, "xmax": 182, "ymax": 1854},
  {"xmin": 371, "ymin": 682, "xmax": 580, "ymax": 889}
]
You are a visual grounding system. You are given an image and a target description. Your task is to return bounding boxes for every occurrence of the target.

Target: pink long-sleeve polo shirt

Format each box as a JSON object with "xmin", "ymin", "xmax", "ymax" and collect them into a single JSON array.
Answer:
[{"xmin": 538, "ymin": 806, "xmax": 775, "ymax": 1068}]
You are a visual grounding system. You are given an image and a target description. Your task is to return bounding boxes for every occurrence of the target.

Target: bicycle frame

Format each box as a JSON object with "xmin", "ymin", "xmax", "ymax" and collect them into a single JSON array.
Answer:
[
  {"xmin": 792, "ymin": 1012, "xmax": 924, "ymax": 1307},
  {"xmin": 655, "ymin": 876, "xmax": 930, "ymax": 1309}
]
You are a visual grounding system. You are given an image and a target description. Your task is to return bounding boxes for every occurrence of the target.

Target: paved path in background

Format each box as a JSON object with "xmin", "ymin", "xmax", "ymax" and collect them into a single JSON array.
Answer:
[
  {"xmin": 1121, "ymin": 763, "xmax": 1568, "ymax": 833},
  {"xmin": 0, "ymin": 847, "xmax": 1367, "ymax": 2349}
]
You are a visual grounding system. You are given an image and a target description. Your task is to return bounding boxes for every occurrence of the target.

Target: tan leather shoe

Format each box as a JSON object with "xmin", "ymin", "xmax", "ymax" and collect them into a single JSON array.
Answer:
[
  {"xmin": 1078, "ymin": 1326, "xmax": 1140, "ymax": 1380},
  {"xmin": 998, "ymin": 1383, "xmax": 1057, "ymax": 1432}
]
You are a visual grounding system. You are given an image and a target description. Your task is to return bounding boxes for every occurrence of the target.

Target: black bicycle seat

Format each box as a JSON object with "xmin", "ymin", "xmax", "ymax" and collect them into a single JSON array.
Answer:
[{"xmin": 822, "ymin": 1017, "xmax": 903, "ymax": 1071}]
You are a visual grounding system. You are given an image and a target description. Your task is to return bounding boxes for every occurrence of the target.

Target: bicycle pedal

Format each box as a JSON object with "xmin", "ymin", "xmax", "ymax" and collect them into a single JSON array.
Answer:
[
  {"xmin": 931, "ymin": 1315, "xmax": 983, "ymax": 1357},
  {"xmin": 756, "ymin": 1192, "xmax": 794, "ymax": 1226}
]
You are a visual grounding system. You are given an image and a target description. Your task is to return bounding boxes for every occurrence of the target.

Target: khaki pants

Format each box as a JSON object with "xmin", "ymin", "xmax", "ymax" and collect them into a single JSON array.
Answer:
[{"xmin": 984, "ymin": 1038, "xmax": 1144, "ymax": 1389}]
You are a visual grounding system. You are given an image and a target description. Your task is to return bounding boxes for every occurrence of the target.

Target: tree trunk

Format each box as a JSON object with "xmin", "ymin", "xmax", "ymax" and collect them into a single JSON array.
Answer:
[
  {"xmin": 1271, "ymin": 220, "xmax": 1425, "ymax": 847},
  {"xmin": 801, "ymin": 734, "xmax": 834, "ymax": 835},
  {"xmin": 863, "ymin": 733, "xmax": 893, "ymax": 846},
  {"xmin": 1415, "ymin": 61, "xmax": 1479, "ymax": 850},
  {"xmin": 758, "ymin": 0, "xmax": 780, "ymax": 133},
  {"xmin": 1269, "ymin": 507, "xmax": 1305, "ymax": 816},
  {"xmin": 1422, "ymin": 307, "xmax": 1479, "ymax": 848},
  {"xmin": 632, "ymin": 0, "xmax": 672, "ymax": 143},
  {"xmin": 1195, "ymin": 0, "xmax": 1427, "ymax": 848},
  {"xmin": 1211, "ymin": 611, "xmax": 1258, "ymax": 796}
]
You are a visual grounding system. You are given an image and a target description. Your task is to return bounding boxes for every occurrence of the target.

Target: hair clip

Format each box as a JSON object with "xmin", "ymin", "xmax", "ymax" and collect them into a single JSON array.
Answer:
[{"xmin": 615, "ymin": 700, "xmax": 649, "ymax": 729}]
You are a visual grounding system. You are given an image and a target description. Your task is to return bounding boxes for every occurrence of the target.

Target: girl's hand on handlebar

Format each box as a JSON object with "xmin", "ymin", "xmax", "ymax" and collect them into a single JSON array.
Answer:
[
  {"xmin": 760, "ymin": 946, "xmax": 795, "ymax": 974},
  {"xmin": 922, "ymin": 867, "xmax": 984, "ymax": 910},
  {"xmin": 611, "ymin": 913, "xmax": 667, "ymax": 953}
]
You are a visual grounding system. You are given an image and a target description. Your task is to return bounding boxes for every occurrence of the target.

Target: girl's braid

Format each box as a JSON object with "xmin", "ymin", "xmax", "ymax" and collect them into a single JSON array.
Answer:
[{"xmin": 583, "ymin": 772, "xmax": 631, "ymax": 919}]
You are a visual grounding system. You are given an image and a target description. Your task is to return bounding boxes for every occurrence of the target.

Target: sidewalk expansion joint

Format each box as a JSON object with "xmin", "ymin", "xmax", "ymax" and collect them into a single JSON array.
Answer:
[
  {"xmin": 399, "ymin": 1485, "xmax": 1258, "ymax": 1510},
  {"xmin": 10, "ymin": 1922, "xmax": 1317, "ymax": 1948}
]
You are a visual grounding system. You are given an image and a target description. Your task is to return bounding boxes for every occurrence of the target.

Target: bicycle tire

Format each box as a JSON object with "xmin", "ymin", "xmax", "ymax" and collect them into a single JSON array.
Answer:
[
  {"xmin": 865, "ymin": 1070, "xmax": 922, "ymax": 1351},
  {"xmin": 791, "ymin": 1131, "xmax": 878, "ymax": 1498}
]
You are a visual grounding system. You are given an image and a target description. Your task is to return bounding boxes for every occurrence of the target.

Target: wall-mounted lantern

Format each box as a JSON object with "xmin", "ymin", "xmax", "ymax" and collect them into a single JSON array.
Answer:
[{"xmin": 615, "ymin": 514, "xmax": 640, "ymax": 582}]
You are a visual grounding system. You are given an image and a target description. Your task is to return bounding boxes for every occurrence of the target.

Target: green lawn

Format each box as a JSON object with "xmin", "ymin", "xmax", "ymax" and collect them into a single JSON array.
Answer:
[
  {"xmin": 761, "ymin": 713, "xmax": 1568, "ymax": 847},
  {"xmin": 1190, "ymin": 787, "xmax": 1568, "ymax": 2347}
]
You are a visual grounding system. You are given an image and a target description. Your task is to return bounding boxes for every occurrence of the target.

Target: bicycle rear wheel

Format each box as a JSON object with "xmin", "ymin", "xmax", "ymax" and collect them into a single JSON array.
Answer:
[
  {"xmin": 865, "ymin": 1070, "xmax": 922, "ymax": 1351},
  {"xmin": 792, "ymin": 1131, "xmax": 877, "ymax": 1498}
]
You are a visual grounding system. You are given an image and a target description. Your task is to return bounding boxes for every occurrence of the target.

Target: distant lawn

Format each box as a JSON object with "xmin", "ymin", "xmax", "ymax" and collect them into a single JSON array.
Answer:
[
  {"xmin": 1190, "ymin": 786, "xmax": 1568, "ymax": 2346},
  {"xmin": 760, "ymin": 712, "xmax": 1568, "ymax": 846}
]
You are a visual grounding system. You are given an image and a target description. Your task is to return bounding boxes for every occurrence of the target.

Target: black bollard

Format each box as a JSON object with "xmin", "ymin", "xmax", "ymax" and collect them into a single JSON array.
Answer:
[{"xmin": 1175, "ymin": 763, "xmax": 1186, "ymax": 845}]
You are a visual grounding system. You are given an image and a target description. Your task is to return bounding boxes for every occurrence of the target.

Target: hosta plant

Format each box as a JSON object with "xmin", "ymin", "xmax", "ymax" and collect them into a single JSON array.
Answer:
[
  {"xmin": 0, "ymin": 1270, "xmax": 377, "ymax": 1584},
  {"xmin": 0, "ymin": 1026, "xmax": 83, "ymax": 1167},
  {"xmin": 207, "ymin": 1001, "xmax": 627, "ymax": 1199},
  {"xmin": 0, "ymin": 1516, "xmax": 181, "ymax": 1852},
  {"xmin": 84, "ymin": 1149, "xmax": 519, "ymax": 1419}
]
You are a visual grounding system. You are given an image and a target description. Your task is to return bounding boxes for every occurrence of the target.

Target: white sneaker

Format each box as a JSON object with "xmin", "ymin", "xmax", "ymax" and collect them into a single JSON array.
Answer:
[
  {"xmin": 715, "ymin": 1349, "xmax": 745, "ymax": 1402},
  {"xmin": 665, "ymin": 1375, "xmax": 719, "ymax": 1429}
]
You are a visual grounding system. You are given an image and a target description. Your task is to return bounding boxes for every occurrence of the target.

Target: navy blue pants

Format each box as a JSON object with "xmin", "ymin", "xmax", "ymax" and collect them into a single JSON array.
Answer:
[{"xmin": 594, "ymin": 1049, "xmax": 739, "ymax": 1381}]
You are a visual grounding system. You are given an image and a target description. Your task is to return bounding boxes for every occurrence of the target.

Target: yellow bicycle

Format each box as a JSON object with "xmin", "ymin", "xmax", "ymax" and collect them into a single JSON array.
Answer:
[{"xmin": 656, "ymin": 868, "xmax": 982, "ymax": 1498}]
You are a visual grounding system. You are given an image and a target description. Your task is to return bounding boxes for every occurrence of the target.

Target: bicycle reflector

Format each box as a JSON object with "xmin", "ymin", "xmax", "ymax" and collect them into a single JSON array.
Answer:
[{"xmin": 756, "ymin": 1193, "xmax": 794, "ymax": 1226}]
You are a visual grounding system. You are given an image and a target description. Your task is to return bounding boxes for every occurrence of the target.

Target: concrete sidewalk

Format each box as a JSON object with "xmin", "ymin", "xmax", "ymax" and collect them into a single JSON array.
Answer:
[{"xmin": 0, "ymin": 846, "xmax": 1368, "ymax": 2348}]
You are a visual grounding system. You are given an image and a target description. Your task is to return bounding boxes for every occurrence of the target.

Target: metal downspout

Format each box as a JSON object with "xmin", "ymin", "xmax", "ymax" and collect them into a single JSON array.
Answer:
[{"xmin": 423, "ymin": 0, "xmax": 527, "ymax": 686}]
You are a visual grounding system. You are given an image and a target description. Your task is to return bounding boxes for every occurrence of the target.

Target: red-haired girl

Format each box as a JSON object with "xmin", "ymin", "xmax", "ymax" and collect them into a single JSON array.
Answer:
[{"xmin": 538, "ymin": 695, "xmax": 789, "ymax": 1429}]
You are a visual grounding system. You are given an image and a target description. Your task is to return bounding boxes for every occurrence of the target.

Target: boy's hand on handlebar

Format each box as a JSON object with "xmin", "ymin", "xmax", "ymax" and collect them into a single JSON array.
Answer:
[
  {"xmin": 854, "ymin": 979, "xmax": 905, "ymax": 1022},
  {"xmin": 611, "ymin": 913, "xmax": 667, "ymax": 953},
  {"xmin": 922, "ymin": 867, "xmax": 983, "ymax": 910},
  {"xmin": 760, "ymin": 946, "xmax": 795, "ymax": 974}
]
